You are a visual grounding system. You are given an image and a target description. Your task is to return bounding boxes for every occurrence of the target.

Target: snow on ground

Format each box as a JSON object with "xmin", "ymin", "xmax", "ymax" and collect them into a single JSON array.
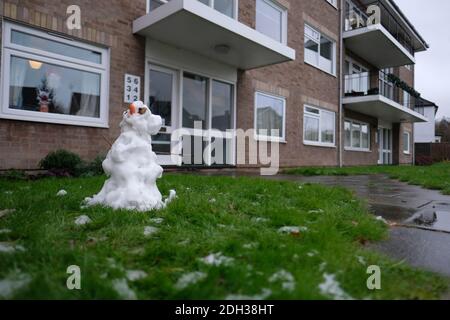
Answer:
[
  {"xmin": 0, "ymin": 242, "xmax": 25, "ymax": 253},
  {"xmin": 242, "ymin": 242, "xmax": 259, "ymax": 250},
  {"xmin": 4, "ymin": 191, "xmax": 13, "ymax": 195},
  {"xmin": 308, "ymin": 209, "xmax": 324, "ymax": 214},
  {"xmin": 200, "ymin": 252, "xmax": 234, "ymax": 267},
  {"xmin": 174, "ymin": 272, "xmax": 207, "ymax": 290},
  {"xmin": 376, "ymin": 216, "xmax": 388, "ymax": 224},
  {"xmin": 144, "ymin": 226, "xmax": 159, "ymax": 237},
  {"xmin": 278, "ymin": 226, "xmax": 308, "ymax": 235},
  {"xmin": 307, "ymin": 250, "xmax": 319, "ymax": 257},
  {"xmin": 112, "ymin": 278, "xmax": 137, "ymax": 300},
  {"xmin": 319, "ymin": 273, "xmax": 353, "ymax": 300},
  {"xmin": 0, "ymin": 271, "xmax": 31, "ymax": 299},
  {"xmin": 149, "ymin": 218, "xmax": 164, "ymax": 224},
  {"xmin": 0, "ymin": 229, "xmax": 12, "ymax": 234},
  {"xmin": 56, "ymin": 189, "xmax": 67, "ymax": 197},
  {"xmin": 357, "ymin": 256, "xmax": 367, "ymax": 265},
  {"xmin": 74, "ymin": 215, "xmax": 92, "ymax": 226},
  {"xmin": 0, "ymin": 209, "xmax": 16, "ymax": 219},
  {"xmin": 269, "ymin": 270, "xmax": 296, "ymax": 292},
  {"xmin": 126, "ymin": 270, "xmax": 148, "ymax": 282},
  {"xmin": 252, "ymin": 217, "xmax": 269, "ymax": 223},
  {"xmin": 226, "ymin": 288, "xmax": 272, "ymax": 300}
]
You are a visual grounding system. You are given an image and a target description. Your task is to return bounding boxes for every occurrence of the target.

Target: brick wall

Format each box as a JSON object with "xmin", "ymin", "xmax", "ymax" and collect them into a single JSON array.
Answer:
[
  {"xmin": 0, "ymin": 0, "xmax": 146, "ymax": 169},
  {"xmin": 237, "ymin": 0, "xmax": 341, "ymax": 168}
]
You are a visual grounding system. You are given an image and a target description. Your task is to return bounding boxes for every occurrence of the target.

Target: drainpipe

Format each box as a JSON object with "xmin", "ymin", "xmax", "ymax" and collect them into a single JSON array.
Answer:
[{"xmin": 338, "ymin": 0, "xmax": 344, "ymax": 168}]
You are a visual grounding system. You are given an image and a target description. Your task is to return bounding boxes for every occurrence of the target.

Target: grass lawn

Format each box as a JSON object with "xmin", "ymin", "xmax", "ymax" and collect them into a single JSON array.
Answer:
[
  {"xmin": 0, "ymin": 174, "xmax": 447, "ymax": 299},
  {"xmin": 284, "ymin": 162, "xmax": 450, "ymax": 195}
]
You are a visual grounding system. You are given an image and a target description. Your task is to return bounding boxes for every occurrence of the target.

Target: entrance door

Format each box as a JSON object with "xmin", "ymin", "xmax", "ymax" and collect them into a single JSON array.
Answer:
[
  {"xmin": 378, "ymin": 127, "xmax": 392, "ymax": 165},
  {"xmin": 148, "ymin": 64, "xmax": 179, "ymax": 165}
]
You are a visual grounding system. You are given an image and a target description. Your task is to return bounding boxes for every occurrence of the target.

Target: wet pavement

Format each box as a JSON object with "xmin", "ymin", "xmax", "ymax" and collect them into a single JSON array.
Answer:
[{"xmin": 200, "ymin": 170, "xmax": 450, "ymax": 277}]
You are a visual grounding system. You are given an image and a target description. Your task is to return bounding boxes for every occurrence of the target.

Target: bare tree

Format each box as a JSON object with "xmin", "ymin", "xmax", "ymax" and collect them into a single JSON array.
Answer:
[{"xmin": 436, "ymin": 117, "xmax": 450, "ymax": 142}]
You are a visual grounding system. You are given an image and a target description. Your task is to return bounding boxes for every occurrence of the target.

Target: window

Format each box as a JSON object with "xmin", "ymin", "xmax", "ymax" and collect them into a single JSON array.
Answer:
[
  {"xmin": 255, "ymin": 92, "xmax": 285, "ymax": 141},
  {"xmin": 403, "ymin": 90, "xmax": 410, "ymax": 108},
  {"xmin": 326, "ymin": 0, "xmax": 337, "ymax": 8},
  {"xmin": 256, "ymin": 0, "xmax": 287, "ymax": 43},
  {"xmin": 304, "ymin": 24, "xmax": 336, "ymax": 75},
  {"xmin": 345, "ymin": 120, "xmax": 370, "ymax": 151},
  {"xmin": 303, "ymin": 106, "xmax": 336, "ymax": 147},
  {"xmin": 403, "ymin": 131, "xmax": 411, "ymax": 154},
  {"xmin": 183, "ymin": 72, "xmax": 208, "ymax": 130},
  {"xmin": 1, "ymin": 22, "xmax": 109, "ymax": 127},
  {"xmin": 212, "ymin": 80, "xmax": 233, "ymax": 131},
  {"xmin": 148, "ymin": 0, "xmax": 237, "ymax": 19}
]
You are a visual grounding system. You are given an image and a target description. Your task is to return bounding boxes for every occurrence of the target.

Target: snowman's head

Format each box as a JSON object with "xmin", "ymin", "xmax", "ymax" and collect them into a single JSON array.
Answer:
[{"xmin": 121, "ymin": 101, "xmax": 162, "ymax": 136}]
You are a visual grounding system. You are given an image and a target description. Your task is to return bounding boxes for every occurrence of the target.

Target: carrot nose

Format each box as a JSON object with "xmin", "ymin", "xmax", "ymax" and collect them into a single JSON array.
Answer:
[{"xmin": 128, "ymin": 103, "xmax": 137, "ymax": 115}]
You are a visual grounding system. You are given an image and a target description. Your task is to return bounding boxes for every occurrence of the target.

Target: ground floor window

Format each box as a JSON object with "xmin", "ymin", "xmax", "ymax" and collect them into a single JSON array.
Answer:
[
  {"xmin": 254, "ymin": 92, "xmax": 286, "ymax": 142},
  {"xmin": 403, "ymin": 131, "xmax": 411, "ymax": 154},
  {"xmin": 303, "ymin": 105, "xmax": 335, "ymax": 147},
  {"xmin": 344, "ymin": 119, "xmax": 370, "ymax": 151},
  {"xmin": 1, "ymin": 22, "xmax": 109, "ymax": 127}
]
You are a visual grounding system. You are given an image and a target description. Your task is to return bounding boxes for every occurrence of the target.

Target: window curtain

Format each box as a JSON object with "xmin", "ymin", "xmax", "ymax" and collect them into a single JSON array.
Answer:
[
  {"xmin": 77, "ymin": 73, "xmax": 100, "ymax": 117},
  {"xmin": 10, "ymin": 57, "xmax": 28, "ymax": 108}
]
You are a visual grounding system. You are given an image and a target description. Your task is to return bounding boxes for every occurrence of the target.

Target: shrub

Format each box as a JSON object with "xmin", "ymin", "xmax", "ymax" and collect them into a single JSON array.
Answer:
[
  {"xmin": 81, "ymin": 155, "xmax": 106, "ymax": 177},
  {"xmin": 39, "ymin": 149, "xmax": 83, "ymax": 176},
  {"xmin": 0, "ymin": 169, "xmax": 27, "ymax": 180}
]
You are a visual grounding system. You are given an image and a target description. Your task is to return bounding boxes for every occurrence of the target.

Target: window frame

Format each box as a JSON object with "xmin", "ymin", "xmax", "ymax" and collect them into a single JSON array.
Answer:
[
  {"xmin": 403, "ymin": 131, "xmax": 411, "ymax": 155},
  {"xmin": 304, "ymin": 24, "xmax": 336, "ymax": 76},
  {"xmin": 147, "ymin": 0, "xmax": 239, "ymax": 19},
  {"xmin": 255, "ymin": 0, "xmax": 288, "ymax": 45},
  {"xmin": 254, "ymin": 91, "xmax": 286, "ymax": 143},
  {"xmin": 344, "ymin": 119, "xmax": 371, "ymax": 152},
  {"xmin": 0, "ymin": 21, "xmax": 110, "ymax": 128},
  {"xmin": 303, "ymin": 105, "xmax": 336, "ymax": 148},
  {"xmin": 326, "ymin": 0, "xmax": 338, "ymax": 9}
]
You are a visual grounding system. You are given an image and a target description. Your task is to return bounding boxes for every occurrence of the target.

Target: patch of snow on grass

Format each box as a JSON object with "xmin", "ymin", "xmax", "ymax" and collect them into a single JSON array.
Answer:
[
  {"xmin": 0, "ymin": 271, "xmax": 31, "ymax": 299},
  {"xmin": 319, "ymin": 273, "xmax": 353, "ymax": 300},
  {"xmin": 278, "ymin": 226, "xmax": 308, "ymax": 235},
  {"xmin": 226, "ymin": 288, "xmax": 272, "ymax": 300},
  {"xmin": 126, "ymin": 270, "xmax": 148, "ymax": 282},
  {"xmin": 56, "ymin": 189, "xmax": 68, "ymax": 197},
  {"xmin": 112, "ymin": 278, "xmax": 137, "ymax": 300},
  {"xmin": 243, "ymin": 242, "xmax": 259, "ymax": 250},
  {"xmin": 0, "ymin": 229, "xmax": 12, "ymax": 234},
  {"xmin": 307, "ymin": 250, "xmax": 319, "ymax": 257},
  {"xmin": 175, "ymin": 272, "xmax": 207, "ymax": 290},
  {"xmin": 0, "ymin": 242, "xmax": 25, "ymax": 253},
  {"xmin": 376, "ymin": 216, "xmax": 388, "ymax": 224},
  {"xmin": 164, "ymin": 190, "xmax": 177, "ymax": 206},
  {"xmin": 308, "ymin": 209, "xmax": 324, "ymax": 214},
  {"xmin": 200, "ymin": 252, "xmax": 234, "ymax": 267},
  {"xmin": 269, "ymin": 270, "xmax": 296, "ymax": 292},
  {"xmin": 149, "ymin": 218, "xmax": 164, "ymax": 225},
  {"xmin": 252, "ymin": 217, "xmax": 269, "ymax": 223},
  {"xmin": 357, "ymin": 256, "xmax": 366, "ymax": 265},
  {"xmin": 75, "ymin": 215, "xmax": 92, "ymax": 226},
  {"xmin": 0, "ymin": 209, "xmax": 16, "ymax": 219},
  {"xmin": 144, "ymin": 226, "xmax": 159, "ymax": 237},
  {"xmin": 4, "ymin": 191, "xmax": 13, "ymax": 195}
]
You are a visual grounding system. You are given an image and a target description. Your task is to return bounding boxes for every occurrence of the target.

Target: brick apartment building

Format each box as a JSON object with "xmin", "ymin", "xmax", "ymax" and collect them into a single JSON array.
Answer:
[{"xmin": 0, "ymin": 0, "xmax": 430, "ymax": 169}]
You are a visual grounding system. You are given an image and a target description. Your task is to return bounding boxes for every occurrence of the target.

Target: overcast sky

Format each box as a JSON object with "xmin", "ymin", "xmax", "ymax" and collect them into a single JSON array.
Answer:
[{"xmin": 395, "ymin": 0, "xmax": 450, "ymax": 119}]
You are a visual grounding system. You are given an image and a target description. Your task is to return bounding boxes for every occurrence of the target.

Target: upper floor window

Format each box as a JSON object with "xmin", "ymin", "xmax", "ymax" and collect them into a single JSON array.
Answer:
[
  {"xmin": 304, "ymin": 24, "xmax": 336, "ymax": 75},
  {"xmin": 256, "ymin": 0, "xmax": 287, "ymax": 44},
  {"xmin": 148, "ymin": 0, "xmax": 237, "ymax": 19},
  {"xmin": 0, "ymin": 22, "xmax": 109, "ymax": 128}
]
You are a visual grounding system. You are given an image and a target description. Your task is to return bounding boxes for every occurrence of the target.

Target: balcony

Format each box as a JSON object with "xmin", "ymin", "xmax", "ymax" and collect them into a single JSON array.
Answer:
[
  {"xmin": 344, "ymin": 0, "xmax": 427, "ymax": 68},
  {"xmin": 133, "ymin": 0, "xmax": 296, "ymax": 70},
  {"xmin": 343, "ymin": 71, "xmax": 428, "ymax": 123}
]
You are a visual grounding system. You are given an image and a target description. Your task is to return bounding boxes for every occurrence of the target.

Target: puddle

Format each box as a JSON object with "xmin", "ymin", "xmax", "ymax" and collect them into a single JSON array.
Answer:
[
  {"xmin": 405, "ymin": 210, "xmax": 450, "ymax": 233},
  {"xmin": 368, "ymin": 203, "xmax": 416, "ymax": 223}
]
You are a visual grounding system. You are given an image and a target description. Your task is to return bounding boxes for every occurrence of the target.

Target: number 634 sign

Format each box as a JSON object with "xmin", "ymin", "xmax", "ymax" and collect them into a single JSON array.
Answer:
[{"xmin": 124, "ymin": 74, "xmax": 140, "ymax": 103}]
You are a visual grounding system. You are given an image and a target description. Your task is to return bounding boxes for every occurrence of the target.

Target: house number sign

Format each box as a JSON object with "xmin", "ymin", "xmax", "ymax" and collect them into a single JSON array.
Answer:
[{"xmin": 124, "ymin": 74, "xmax": 140, "ymax": 103}]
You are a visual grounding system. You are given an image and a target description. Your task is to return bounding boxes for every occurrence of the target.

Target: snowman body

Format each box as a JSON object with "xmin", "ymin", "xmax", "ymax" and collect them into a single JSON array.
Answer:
[{"xmin": 86, "ymin": 102, "xmax": 167, "ymax": 211}]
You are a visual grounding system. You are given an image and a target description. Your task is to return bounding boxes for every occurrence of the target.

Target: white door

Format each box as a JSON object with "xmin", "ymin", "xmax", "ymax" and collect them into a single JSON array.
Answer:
[
  {"xmin": 148, "ymin": 64, "xmax": 179, "ymax": 165},
  {"xmin": 378, "ymin": 127, "xmax": 392, "ymax": 165}
]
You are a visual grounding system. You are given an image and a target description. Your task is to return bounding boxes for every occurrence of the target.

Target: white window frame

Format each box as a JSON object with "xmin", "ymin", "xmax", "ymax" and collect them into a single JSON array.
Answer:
[
  {"xmin": 304, "ymin": 24, "xmax": 336, "ymax": 76},
  {"xmin": 326, "ymin": 0, "xmax": 338, "ymax": 9},
  {"xmin": 256, "ymin": 0, "xmax": 288, "ymax": 45},
  {"xmin": 344, "ymin": 119, "xmax": 371, "ymax": 152},
  {"xmin": 147, "ymin": 0, "xmax": 239, "ymax": 19},
  {"xmin": 254, "ymin": 91, "xmax": 286, "ymax": 143},
  {"xmin": 303, "ymin": 105, "xmax": 336, "ymax": 148},
  {"xmin": 0, "ymin": 22, "xmax": 110, "ymax": 128},
  {"xmin": 403, "ymin": 131, "xmax": 411, "ymax": 155}
]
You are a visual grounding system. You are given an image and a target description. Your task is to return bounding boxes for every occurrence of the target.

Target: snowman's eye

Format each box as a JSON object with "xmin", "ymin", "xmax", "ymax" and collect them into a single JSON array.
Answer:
[{"xmin": 138, "ymin": 108, "xmax": 147, "ymax": 115}]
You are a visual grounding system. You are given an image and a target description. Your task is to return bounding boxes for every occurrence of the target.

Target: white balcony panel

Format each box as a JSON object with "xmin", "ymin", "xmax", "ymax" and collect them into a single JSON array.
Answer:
[
  {"xmin": 133, "ymin": 0, "xmax": 295, "ymax": 70},
  {"xmin": 343, "ymin": 24, "xmax": 415, "ymax": 69},
  {"xmin": 343, "ymin": 95, "xmax": 427, "ymax": 123}
]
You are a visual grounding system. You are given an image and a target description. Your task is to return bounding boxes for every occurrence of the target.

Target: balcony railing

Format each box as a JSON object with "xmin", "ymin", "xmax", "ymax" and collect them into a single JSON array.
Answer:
[
  {"xmin": 344, "ymin": 70, "xmax": 426, "ymax": 110},
  {"xmin": 345, "ymin": 0, "xmax": 414, "ymax": 55}
]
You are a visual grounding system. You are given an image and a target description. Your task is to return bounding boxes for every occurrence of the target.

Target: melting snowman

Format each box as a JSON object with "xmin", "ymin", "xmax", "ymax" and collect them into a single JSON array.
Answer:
[{"xmin": 85, "ymin": 101, "xmax": 175, "ymax": 211}]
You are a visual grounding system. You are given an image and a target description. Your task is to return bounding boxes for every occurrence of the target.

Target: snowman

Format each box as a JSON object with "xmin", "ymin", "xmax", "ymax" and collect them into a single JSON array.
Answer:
[{"xmin": 85, "ymin": 101, "xmax": 175, "ymax": 211}]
